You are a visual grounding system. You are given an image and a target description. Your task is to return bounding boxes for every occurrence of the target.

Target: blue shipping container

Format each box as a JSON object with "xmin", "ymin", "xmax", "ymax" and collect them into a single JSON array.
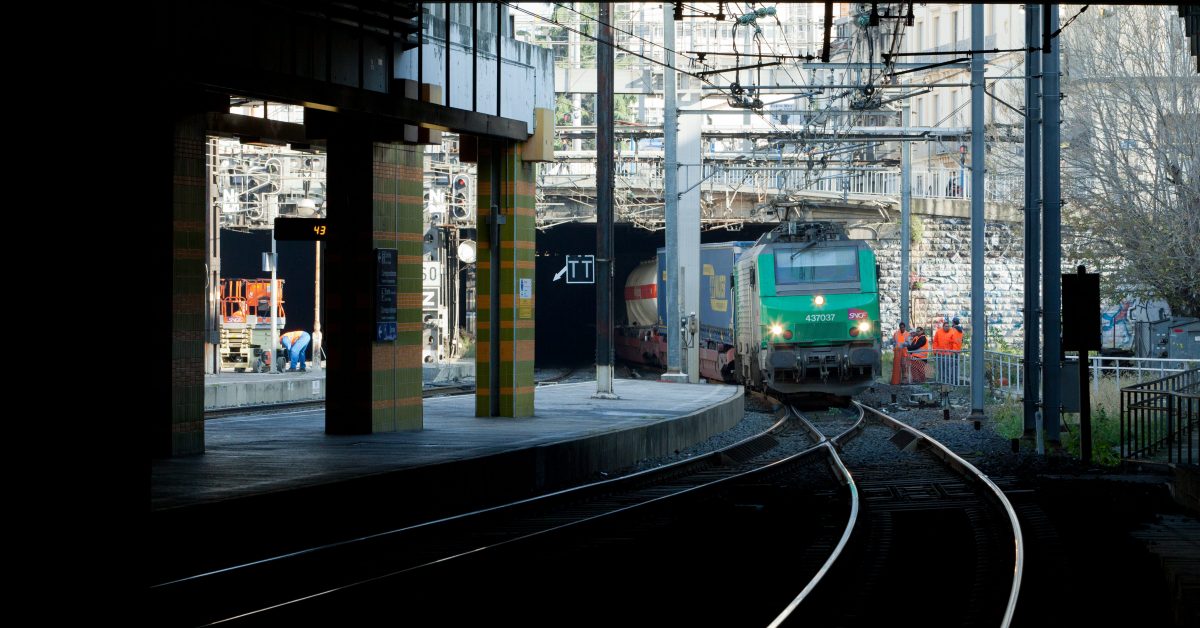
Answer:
[{"xmin": 656, "ymin": 242, "xmax": 754, "ymax": 346}]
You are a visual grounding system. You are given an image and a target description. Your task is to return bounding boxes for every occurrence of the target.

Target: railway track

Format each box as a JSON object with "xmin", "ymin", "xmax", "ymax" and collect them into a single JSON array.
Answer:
[
  {"xmin": 159, "ymin": 398, "xmax": 1021, "ymax": 627},
  {"xmin": 153, "ymin": 395, "xmax": 836, "ymax": 626},
  {"xmin": 771, "ymin": 402, "xmax": 1023, "ymax": 628}
]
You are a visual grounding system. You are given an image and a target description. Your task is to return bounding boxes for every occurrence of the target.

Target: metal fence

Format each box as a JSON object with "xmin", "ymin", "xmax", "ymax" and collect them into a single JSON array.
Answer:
[
  {"xmin": 939, "ymin": 351, "xmax": 1196, "ymax": 400},
  {"xmin": 930, "ymin": 349, "xmax": 969, "ymax": 387},
  {"xmin": 1119, "ymin": 367, "xmax": 1200, "ymax": 464},
  {"xmin": 1090, "ymin": 356, "xmax": 1200, "ymax": 394},
  {"xmin": 980, "ymin": 351, "xmax": 1023, "ymax": 396},
  {"xmin": 891, "ymin": 349, "xmax": 970, "ymax": 387}
]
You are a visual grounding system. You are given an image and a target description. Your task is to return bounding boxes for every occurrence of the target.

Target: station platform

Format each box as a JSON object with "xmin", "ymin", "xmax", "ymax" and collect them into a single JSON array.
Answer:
[
  {"xmin": 154, "ymin": 379, "xmax": 742, "ymax": 578},
  {"xmin": 204, "ymin": 360, "xmax": 476, "ymax": 411},
  {"xmin": 158, "ymin": 379, "xmax": 743, "ymax": 511}
]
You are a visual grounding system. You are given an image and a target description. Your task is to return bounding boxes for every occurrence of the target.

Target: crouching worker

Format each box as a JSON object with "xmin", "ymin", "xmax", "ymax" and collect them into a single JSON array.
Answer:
[{"xmin": 280, "ymin": 330, "xmax": 311, "ymax": 372}]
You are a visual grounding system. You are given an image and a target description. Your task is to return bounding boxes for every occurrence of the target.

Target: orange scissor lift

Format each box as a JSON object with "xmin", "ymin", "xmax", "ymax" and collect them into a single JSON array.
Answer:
[{"xmin": 219, "ymin": 278, "xmax": 286, "ymax": 372}]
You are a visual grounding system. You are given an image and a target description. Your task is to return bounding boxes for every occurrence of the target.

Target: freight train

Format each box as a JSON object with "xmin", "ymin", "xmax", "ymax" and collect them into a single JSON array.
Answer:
[{"xmin": 616, "ymin": 221, "xmax": 881, "ymax": 400}]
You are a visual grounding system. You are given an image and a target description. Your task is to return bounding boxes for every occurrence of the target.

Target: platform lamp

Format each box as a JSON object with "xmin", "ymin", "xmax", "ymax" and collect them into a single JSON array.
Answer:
[{"xmin": 296, "ymin": 198, "xmax": 323, "ymax": 372}]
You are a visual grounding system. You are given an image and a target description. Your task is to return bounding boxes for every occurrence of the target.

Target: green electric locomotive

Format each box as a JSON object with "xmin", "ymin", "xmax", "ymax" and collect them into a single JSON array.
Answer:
[{"xmin": 734, "ymin": 221, "xmax": 881, "ymax": 398}]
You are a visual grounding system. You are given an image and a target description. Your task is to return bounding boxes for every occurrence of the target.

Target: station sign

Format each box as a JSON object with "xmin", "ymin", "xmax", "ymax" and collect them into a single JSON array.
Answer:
[
  {"xmin": 553, "ymin": 255, "xmax": 595, "ymax": 284},
  {"xmin": 422, "ymin": 287, "xmax": 440, "ymax": 311},
  {"xmin": 375, "ymin": 248, "xmax": 398, "ymax": 342}
]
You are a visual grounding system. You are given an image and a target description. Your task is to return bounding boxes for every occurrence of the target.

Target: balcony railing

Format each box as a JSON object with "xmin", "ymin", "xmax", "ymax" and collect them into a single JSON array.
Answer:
[{"xmin": 538, "ymin": 161, "xmax": 1023, "ymax": 203}]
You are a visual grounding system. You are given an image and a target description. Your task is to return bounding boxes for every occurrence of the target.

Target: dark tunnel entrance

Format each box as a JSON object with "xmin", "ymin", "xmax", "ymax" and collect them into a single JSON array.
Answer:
[{"xmin": 534, "ymin": 222, "xmax": 777, "ymax": 367}]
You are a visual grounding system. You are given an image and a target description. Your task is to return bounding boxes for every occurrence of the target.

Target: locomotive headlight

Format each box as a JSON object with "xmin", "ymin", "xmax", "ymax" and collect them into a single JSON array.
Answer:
[
  {"xmin": 813, "ymin": 295, "xmax": 826, "ymax": 306},
  {"xmin": 769, "ymin": 324, "xmax": 784, "ymax": 336},
  {"xmin": 857, "ymin": 321, "xmax": 872, "ymax": 333}
]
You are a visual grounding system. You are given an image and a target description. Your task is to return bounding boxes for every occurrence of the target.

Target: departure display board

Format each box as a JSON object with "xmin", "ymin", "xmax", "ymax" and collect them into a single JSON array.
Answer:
[{"xmin": 274, "ymin": 217, "xmax": 328, "ymax": 241}]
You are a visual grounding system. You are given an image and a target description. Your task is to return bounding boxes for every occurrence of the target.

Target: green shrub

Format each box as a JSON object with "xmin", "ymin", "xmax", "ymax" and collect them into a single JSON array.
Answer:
[
  {"xmin": 983, "ymin": 378, "xmax": 1124, "ymax": 465},
  {"xmin": 988, "ymin": 397, "xmax": 1024, "ymax": 440},
  {"xmin": 1060, "ymin": 407, "xmax": 1121, "ymax": 466},
  {"xmin": 459, "ymin": 332, "xmax": 475, "ymax": 359},
  {"xmin": 910, "ymin": 215, "xmax": 924, "ymax": 244}
]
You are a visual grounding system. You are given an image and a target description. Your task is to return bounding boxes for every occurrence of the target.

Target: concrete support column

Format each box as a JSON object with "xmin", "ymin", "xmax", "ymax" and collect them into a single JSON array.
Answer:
[
  {"xmin": 1042, "ymin": 4, "xmax": 1063, "ymax": 445},
  {"xmin": 900, "ymin": 103, "xmax": 911, "ymax": 328},
  {"xmin": 1023, "ymin": 4, "xmax": 1043, "ymax": 437},
  {"xmin": 663, "ymin": 4, "xmax": 680, "ymax": 376},
  {"xmin": 476, "ymin": 142, "xmax": 536, "ymax": 417},
  {"xmin": 969, "ymin": 4, "xmax": 987, "ymax": 419},
  {"xmin": 155, "ymin": 105, "xmax": 208, "ymax": 457},
  {"xmin": 678, "ymin": 114, "xmax": 702, "ymax": 383},
  {"xmin": 325, "ymin": 120, "xmax": 424, "ymax": 433}
]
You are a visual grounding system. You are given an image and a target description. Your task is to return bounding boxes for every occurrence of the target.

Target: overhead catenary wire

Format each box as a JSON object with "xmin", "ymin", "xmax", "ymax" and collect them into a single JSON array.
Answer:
[
  {"xmin": 728, "ymin": 2, "xmax": 831, "ymax": 191},
  {"xmin": 1050, "ymin": 5, "xmax": 1089, "ymax": 40},
  {"xmin": 546, "ymin": 2, "xmax": 796, "ymax": 137},
  {"xmin": 730, "ymin": 1, "xmax": 807, "ymax": 89},
  {"xmin": 521, "ymin": 3, "xmax": 906, "ymax": 201},
  {"xmin": 504, "ymin": 2, "xmax": 713, "ymax": 82},
  {"xmin": 513, "ymin": 2, "xmax": 805, "ymax": 216},
  {"xmin": 550, "ymin": 3, "xmax": 720, "ymax": 74}
]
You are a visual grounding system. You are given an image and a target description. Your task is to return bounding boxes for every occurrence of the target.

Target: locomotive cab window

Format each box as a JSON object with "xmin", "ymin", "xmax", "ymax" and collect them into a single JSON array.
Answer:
[{"xmin": 774, "ymin": 246, "xmax": 861, "ymax": 291}]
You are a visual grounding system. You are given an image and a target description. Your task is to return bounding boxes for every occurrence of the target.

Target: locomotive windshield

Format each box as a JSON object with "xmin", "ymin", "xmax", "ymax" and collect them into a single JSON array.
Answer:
[{"xmin": 774, "ymin": 246, "xmax": 859, "ymax": 286}]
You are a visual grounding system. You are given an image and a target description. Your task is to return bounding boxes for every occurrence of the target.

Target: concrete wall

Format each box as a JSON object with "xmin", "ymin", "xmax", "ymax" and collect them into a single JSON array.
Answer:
[
  {"xmin": 874, "ymin": 213, "xmax": 1027, "ymax": 348},
  {"xmin": 207, "ymin": 377, "xmax": 326, "ymax": 411}
]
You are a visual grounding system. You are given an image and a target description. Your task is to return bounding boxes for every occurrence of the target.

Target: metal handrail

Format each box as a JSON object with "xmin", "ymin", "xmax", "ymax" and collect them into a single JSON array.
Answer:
[
  {"xmin": 1091, "ymin": 356, "xmax": 1200, "ymax": 393},
  {"xmin": 1120, "ymin": 367, "xmax": 1200, "ymax": 464}
]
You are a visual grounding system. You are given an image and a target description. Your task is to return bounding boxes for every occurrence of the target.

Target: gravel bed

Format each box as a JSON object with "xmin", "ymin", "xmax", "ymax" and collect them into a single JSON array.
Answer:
[
  {"xmin": 583, "ymin": 376, "xmax": 1095, "ymax": 485},
  {"xmin": 856, "ymin": 381, "xmax": 1092, "ymax": 480}
]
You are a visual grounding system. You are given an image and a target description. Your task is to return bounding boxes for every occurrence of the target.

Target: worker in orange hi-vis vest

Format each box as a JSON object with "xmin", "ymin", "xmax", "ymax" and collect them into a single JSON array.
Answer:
[
  {"xmin": 891, "ymin": 322, "xmax": 909, "ymax": 385},
  {"xmin": 907, "ymin": 326, "xmax": 929, "ymax": 383},
  {"xmin": 932, "ymin": 320, "xmax": 957, "ymax": 383},
  {"xmin": 279, "ymin": 330, "xmax": 311, "ymax": 372},
  {"xmin": 932, "ymin": 320, "xmax": 956, "ymax": 353}
]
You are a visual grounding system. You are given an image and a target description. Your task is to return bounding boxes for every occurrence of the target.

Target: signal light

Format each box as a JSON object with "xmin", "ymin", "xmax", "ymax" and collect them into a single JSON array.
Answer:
[
  {"xmin": 857, "ymin": 321, "xmax": 872, "ymax": 333},
  {"xmin": 814, "ymin": 295, "xmax": 826, "ymax": 306},
  {"xmin": 849, "ymin": 326, "xmax": 860, "ymax": 337},
  {"xmin": 783, "ymin": 330, "xmax": 793, "ymax": 340},
  {"xmin": 769, "ymin": 324, "xmax": 784, "ymax": 336}
]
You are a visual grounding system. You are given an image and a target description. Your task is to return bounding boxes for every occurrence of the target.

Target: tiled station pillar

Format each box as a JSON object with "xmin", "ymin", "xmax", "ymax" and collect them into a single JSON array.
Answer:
[
  {"xmin": 324, "ymin": 121, "xmax": 424, "ymax": 433},
  {"xmin": 154, "ymin": 103, "xmax": 207, "ymax": 457},
  {"xmin": 475, "ymin": 142, "xmax": 536, "ymax": 417}
]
